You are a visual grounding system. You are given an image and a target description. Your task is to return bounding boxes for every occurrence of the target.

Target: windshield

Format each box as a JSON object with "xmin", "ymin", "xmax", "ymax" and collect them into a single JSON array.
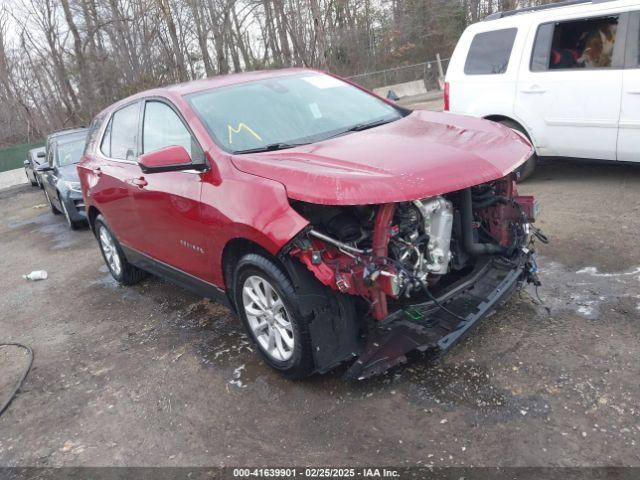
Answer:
[
  {"xmin": 187, "ymin": 73, "xmax": 403, "ymax": 153},
  {"xmin": 56, "ymin": 138, "xmax": 86, "ymax": 166}
]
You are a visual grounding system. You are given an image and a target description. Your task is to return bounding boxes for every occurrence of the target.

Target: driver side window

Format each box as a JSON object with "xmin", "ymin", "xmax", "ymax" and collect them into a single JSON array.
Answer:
[{"xmin": 142, "ymin": 101, "xmax": 195, "ymax": 157}]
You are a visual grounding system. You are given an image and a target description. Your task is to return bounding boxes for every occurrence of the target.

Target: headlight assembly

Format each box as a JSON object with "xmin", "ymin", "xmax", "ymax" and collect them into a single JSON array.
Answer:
[{"xmin": 64, "ymin": 181, "xmax": 82, "ymax": 193}]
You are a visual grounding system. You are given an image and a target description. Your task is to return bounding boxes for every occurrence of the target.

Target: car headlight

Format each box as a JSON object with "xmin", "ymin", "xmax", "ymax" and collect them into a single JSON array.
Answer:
[{"xmin": 64, "ymin": 181, "xmax": 82, "ymax": 193}]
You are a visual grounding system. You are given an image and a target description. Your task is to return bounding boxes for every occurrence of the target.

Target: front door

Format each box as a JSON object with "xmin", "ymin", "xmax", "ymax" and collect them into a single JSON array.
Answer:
[
  {"xmin": 618, "ymin": 11, "xmax": 640, "ymax": 162},
  {"xmin": 131, "ymin": 99, "xmax": 207, "ymax": 278},
  {"xmin": 516, "ymin": 13, "xmax": 625, "ymax": 160}
]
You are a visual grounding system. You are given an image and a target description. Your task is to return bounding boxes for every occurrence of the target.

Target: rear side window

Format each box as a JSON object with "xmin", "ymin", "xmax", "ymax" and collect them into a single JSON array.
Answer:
[
  {"xmin": 101, "ymin": 102, "xmax": 140, "ymax": 161},
  {"xmin": 531, "ymin": 15, "xmax": 619, "ymax": 71},
  {"xmin": 84, "ymin": 114, "xmax": 105, "ymax": 155},
  {"xmin": 464, "ymin": 28, "xmax": 517, "ymax": 75}
]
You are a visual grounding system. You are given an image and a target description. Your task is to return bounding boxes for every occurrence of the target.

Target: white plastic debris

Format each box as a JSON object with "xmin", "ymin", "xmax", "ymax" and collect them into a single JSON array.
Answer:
[{"xmin": 23, "ymin": 270, "xmax": 48, "ymax": 281}]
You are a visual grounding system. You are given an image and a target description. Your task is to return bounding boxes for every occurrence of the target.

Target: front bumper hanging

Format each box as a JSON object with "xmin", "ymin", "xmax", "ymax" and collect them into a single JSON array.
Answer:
[{"xmin": 345, "ymin": 255, "xmax": 527, "ymax": 380}]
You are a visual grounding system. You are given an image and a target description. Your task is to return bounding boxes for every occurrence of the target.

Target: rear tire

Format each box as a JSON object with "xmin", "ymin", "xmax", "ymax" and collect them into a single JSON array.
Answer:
[
  {"xmin": 499, "ymin": 119, "xmax": 537, "ymax": 182},
  {"xmin": 233, "ymin": 253, "xmax": 315, "ymax": 379},
  {"xmin": 95, "ymin": 215, "xmax": 146, "ymax": 286}
]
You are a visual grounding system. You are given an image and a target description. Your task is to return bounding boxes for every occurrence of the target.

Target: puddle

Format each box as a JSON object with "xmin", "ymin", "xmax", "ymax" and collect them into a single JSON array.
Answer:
[
  {"xmin": 7, "ymin": 212, "xmax": 82, "ymax": 250},
  {"xmin": 535, "ymin": 257, "xmax": 640, "ymax": 319}
]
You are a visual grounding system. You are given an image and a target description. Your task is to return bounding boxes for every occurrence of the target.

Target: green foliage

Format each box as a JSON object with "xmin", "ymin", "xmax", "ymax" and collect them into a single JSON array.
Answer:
[{"xmin": 0, "ymin": 140, "xmax": 45, "ymax": 173}]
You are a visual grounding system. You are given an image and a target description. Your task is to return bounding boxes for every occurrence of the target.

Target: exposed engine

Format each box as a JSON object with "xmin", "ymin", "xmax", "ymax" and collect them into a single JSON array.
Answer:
[
  {"xmin": 288, "ymin": 174, "xmax": 540, "ymax": 321},
  {"xmin": 392, "ymin": 197, "xmax": 454, "ymax": 278}
]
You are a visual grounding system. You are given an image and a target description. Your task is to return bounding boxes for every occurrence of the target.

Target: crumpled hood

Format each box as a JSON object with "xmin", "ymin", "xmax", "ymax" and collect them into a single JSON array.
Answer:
[{"xmin": 230, "ymin": 110, "xmax": 533, "ymax": 205}]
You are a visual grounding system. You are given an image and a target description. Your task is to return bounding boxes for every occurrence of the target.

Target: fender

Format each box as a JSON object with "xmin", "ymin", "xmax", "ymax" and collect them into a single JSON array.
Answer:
[{"xmin": 199, "ymin": 162, "xmax": 310, "ymax": 287}]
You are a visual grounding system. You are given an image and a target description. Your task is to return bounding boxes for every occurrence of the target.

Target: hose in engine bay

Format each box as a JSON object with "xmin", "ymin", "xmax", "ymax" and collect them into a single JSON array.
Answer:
[{"xmin": 461, "ymin": 188, "xmax": 506, "ymax": 256}]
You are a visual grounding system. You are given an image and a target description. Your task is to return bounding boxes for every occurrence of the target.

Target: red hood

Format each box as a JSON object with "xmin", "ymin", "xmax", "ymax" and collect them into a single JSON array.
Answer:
[{"xmin": 230, "ymin": 110, "xmax": 533, "ymax": 205}]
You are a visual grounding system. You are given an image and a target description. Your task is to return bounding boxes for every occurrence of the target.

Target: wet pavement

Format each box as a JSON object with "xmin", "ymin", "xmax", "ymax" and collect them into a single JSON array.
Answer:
[{"xmin": 0, "ymin": 159, "xmax": 639, "ymax": 467}]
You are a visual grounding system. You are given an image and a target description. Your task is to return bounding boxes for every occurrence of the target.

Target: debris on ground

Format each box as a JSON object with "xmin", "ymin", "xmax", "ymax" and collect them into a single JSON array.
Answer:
[{"xmin": 22, "ymin": 270, "xmax": 47, "ymax": 281}]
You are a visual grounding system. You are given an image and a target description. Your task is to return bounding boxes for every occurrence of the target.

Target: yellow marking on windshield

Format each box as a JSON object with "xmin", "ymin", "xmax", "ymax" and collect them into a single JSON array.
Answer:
[{"xmin": 227, "ymin": 123, "xmax": 262, "ymax": 145}]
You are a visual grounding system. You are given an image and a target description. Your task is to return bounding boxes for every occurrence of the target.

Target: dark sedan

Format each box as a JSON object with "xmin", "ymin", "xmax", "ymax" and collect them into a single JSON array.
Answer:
[
  {"xmin": 38, "ymin": 129, "xmax": 88, "ymax": 230},
  {"xmin": 23, "ymin": 146, "xmax": 46, "ymax": 187}
]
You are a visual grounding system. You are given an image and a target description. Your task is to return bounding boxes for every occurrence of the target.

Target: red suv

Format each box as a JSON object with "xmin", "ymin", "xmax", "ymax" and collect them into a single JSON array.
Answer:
[{"xmin": 79, "ymin": 69, "xmax": 543, "ymax": 379}]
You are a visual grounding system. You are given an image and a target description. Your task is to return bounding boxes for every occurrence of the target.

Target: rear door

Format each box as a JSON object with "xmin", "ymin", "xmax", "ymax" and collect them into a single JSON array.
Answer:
[
  {"xmin": 131, "ymin": 98, "xmax": 207, "ymax": 278},
  {"xmin": 89, "ymin": 101, "xmax": 143, "ymax": 247},
  {"xmin": 516, "ymin": 13, "xmax": 626, "ymax": 160},
  {"xmin": 618, "ymin": 10, "xmax": 640, "ymax": 162}
]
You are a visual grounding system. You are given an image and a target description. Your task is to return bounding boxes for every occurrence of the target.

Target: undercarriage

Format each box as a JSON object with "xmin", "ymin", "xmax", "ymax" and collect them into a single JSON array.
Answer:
[{"xmin": 283, "ymin": 173, "xmax": 545, "ymax": 378}]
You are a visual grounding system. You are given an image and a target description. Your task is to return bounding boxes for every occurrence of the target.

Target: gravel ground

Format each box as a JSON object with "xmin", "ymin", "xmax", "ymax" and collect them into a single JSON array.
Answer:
[{"xmin": 0, "ymin": 155, "xmax": 639, "ymax": 468}]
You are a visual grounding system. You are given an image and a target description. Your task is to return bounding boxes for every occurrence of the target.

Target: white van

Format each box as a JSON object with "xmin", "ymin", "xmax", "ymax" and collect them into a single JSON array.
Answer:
[{"xmin": 445, "ymin": 0, "xmax": 640, "ymax": 179}]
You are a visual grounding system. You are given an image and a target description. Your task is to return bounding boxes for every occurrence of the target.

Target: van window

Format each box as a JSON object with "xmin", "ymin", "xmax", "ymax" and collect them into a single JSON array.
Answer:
[
  {"xmin": 531, "ymin": 16, "xmax": 619, "ymax": 71},
  {"xmin": 464, "ymin": 28, "xmax": 517, "ymax": 75},
  {"xmin": 627, "ymin": 11, "xmax": 639, "ymax": 67}
]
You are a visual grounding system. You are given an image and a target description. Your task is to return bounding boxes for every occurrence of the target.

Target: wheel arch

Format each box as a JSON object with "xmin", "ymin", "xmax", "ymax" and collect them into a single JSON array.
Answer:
[
  {"xmin": 221, "ymin": 237, "xmax": 287, "ymax": 309},
  {"xmin": 87, "ymin": 205, "xmax": 102, "ymax": 234},
  {"xmin": 483, "ymin": 115, "xmax": 535, "ymax": 144},
  {"xmin": 222, "ymin": 235, "xmax": 363, "ymax": 376}
]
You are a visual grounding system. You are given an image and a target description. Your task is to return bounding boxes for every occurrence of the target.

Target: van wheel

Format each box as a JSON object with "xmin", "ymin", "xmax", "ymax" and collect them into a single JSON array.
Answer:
[
  {"xmin": 233, "ymin": 253, "xmax": 314, "ymax": 379},
  {"xmin": 95, "ymin": 215, "xmax": 146, "ymax": 285},
  {"xmin": 499, "ymin": 119, "xmax": 537, "ymax": 182}
]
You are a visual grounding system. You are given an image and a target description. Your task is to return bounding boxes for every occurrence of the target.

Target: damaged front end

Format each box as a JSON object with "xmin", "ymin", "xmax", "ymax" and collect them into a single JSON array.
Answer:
[{"xmin": 282, "ymin": 174, "xmax": 546, "ymax": 379}]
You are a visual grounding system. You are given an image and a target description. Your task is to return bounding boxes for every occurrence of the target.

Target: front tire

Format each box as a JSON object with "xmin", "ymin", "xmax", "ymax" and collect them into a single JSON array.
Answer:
[
  {"xmin": 95, "ymin": 215, "xmax": 146, "ymax": 285},
  {"xmin": 44, "ymin": 189, "xmax": 60, "ymax": 214},
  {"xmin": 59, "ymin": 194, "xmax": 84, "ymax": 230},
  {"xmin": 233, "ymin": 254, "xmax": 314, "ymax": 379},
  {"xmin": 499, "ymin": 119, "xmax": 537, "ymax": 182}
]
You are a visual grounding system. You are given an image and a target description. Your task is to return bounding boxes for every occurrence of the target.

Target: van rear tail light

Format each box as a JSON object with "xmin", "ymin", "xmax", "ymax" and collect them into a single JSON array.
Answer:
[{"xmin": 443, "ymin": 82, "xmax": 450, "ymax": 111}]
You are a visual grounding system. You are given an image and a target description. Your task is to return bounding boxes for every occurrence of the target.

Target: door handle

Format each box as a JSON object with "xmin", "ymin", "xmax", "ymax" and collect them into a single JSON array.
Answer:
[
  {"xmin": 92, "ymin": 166, "xmax": 102, "ymax": 176},
  {"xmin": 132, "ymin": 177, "xmax": 148, "ymax": 188},
  {"xmin": 521, "ymin": 84, "xmax": 545, "ymax": 94},
  {"xmin": 626, "ymin": 90, "xmax": 640, "ymax": 95}
]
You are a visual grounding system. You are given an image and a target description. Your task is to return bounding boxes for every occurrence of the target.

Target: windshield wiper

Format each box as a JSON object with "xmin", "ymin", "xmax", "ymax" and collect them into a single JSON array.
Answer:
[
  {"xmin": 349, "ymin": 118, "xmax": 396, "ymax": 132},
  {"xmin": 324, "ymin": 118, "xmax": 396, "ymax": 140},
  {"xmin": 233, "ymin": 142, "xmax": 308, "ymax": 154}
]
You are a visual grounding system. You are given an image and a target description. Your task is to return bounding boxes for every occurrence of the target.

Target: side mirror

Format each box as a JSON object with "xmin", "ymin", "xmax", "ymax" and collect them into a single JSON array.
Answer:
[
  {"xmin": 37, "ymin": 151, "xmax": 46, "ymax": 158},
  {"xmin": 386, "ymin": 89, "xmax": 400, "ymax": 101},
  {"xmin": 138, "ymin": 145, "xmax": 194, "ymax": 173},
  {"xmin": 24, "ymin": 159, "xmax": 30, "ymax": 167},
  {"xmin": 36, "ymin": 165, "xmax": 53, "ymax": 173}
]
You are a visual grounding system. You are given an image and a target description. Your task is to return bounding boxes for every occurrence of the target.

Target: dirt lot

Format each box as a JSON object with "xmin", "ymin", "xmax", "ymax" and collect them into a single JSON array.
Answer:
[{"xmin": 0, "ymin": 157, "xmax": 639, "ymax": 468}]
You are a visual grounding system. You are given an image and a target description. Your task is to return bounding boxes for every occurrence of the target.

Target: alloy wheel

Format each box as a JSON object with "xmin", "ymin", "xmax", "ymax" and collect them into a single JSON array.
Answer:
[
  {"xmin": 99, "ymin": 226, "xmax": 122, "ymax": 277},
  {"xmin": 242, "ymin": 275, "xmax": 294, "ymax": 362}
]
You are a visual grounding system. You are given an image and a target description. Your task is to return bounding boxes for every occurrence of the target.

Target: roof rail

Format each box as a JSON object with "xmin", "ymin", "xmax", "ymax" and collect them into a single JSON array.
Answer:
[{"xmin": 484, "ymin": 0, "xmax": 614, "ymax": 21}]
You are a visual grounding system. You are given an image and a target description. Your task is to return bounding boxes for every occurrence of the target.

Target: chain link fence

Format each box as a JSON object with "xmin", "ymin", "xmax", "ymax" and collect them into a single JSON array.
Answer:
[{"xmin": 347, "ymin": 57, "xmax": 450, "ymax": 94}]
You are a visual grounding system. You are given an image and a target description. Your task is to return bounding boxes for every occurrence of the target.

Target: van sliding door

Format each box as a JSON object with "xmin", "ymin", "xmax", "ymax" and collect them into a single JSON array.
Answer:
[
  {"xmin": 516, "ymin": 13, "xmax": 627, "ymax": 160},
  {"xmin": 617, "ymin": 11, "xmax": 640, "ymax": 162}
]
